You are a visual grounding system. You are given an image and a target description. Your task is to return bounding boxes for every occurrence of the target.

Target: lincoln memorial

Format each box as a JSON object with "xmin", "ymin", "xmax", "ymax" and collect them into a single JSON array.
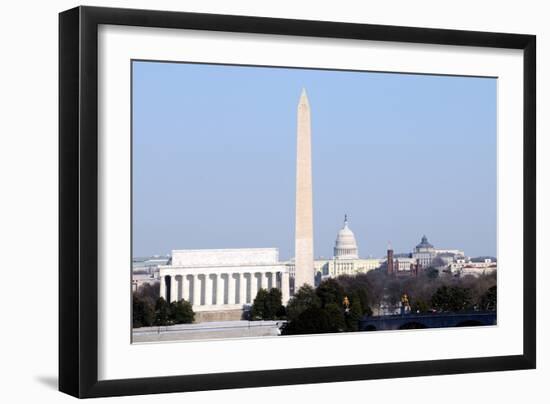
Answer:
[{"xmin": 159, "ymin": 248, "xmax": 290, "ymax": 321}]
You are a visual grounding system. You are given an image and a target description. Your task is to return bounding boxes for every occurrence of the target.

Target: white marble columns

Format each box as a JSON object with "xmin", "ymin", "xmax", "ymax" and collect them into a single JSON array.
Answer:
[
  {"xmin": 260, "ymin": 272, "xmax": 268, "ymax": 290},
  {"xmin": 183, "ymin": 275, "xmax": 190, "ymax": 302},
  {"xmin": 160, "ymin": 269, "xmax": 290, "ymax": 311},
  {"xmin": 271, "ymin": 272, "xmax": 278, "ymax": 290},
  {"xmin": 250, "ymin": 273, "xmax": 258, "ymax": 304},
  {"xmin": 239, "ymin": 274, "xmax": 247, "ymax": 305},
  {"xmin": 227, "ymin": 274, "xmax": 236, "ymax": 304},
  {"xmin": 160, "ymin": 276, "xmax": 166, "ymax": 301},
  {"xmin": 216, "ymin": 274, "xmax": 224, "ymax": 305},
  {"xmin": 281, "ymin": 271, "xmax": 290, "ymax": 304},
  {"xmin": 170, "ymin": 276, "xmax": 178, "ymax": 303},
  {"xmin": 191, "ymin": 275, "xmax": 199, "ymax": 306},
  {"xmin": 205, "ymin": 274, "xmax": 213, "ymax": 306}
]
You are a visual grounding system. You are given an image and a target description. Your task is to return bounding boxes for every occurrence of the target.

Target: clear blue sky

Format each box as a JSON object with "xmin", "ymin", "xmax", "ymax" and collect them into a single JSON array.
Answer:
[{"xmin": 132, "ymin": 61, "xmax": 496, "ymax": 259}]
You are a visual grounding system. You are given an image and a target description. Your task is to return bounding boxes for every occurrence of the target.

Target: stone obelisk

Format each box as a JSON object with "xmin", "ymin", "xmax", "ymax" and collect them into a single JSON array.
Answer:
[{"xmin": 294, "ymin": 88, "xmax": 315, "ymax": 290}]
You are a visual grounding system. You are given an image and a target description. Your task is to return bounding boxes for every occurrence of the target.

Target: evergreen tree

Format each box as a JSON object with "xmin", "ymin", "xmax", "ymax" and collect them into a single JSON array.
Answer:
[
  {"xmin": 282, "ymin": 307, "xmax": 331, "ymax": 335},
  {"xmin": 286, "ymin": 284, "xmax": 321, "ymax": 321},
  {"xmin": 154, "ymin": 297, "xmax": 171, "ymax": 326},
  {"xmin": 431, "ymin": 286, "xmax": 472, "ymax": 312},
  {"xmin": 170, "ymin": 299, "xmax": 195, "ymax": 324},
  {"xmin": 132, "ymin": 294, "xmax": 145, "ymax": 328},
  {"xmin": 266, "ymin": 288, "xmax": 283, "ymax": 320},
  {"xmin": 132, "ymin": 294, "xmax": 154, "ymax": 328},
  {"xmin": 324, "ymin": 303, "xmax": 346, "ymax": 332},
  {"xmin": 344, "ymin": 286, "xmax": 372, "ymax": 316},
  {"xmin": 251, "ymin": 289, "xmax": 269, "ymax": 320},
  {"xmin": 344, "ymin": 294, "xmax": 363, "ymax": 331},
  {"xmin": 143, "ymin": 299, "xmax": 154, "ymax": 326},
  {"xmin": 251, "ymin": 288, "xmax": 283, "ymax": 320},
  {"xmin": 316, "ymin": 278, "xmax": 345, "ymax": 308}
]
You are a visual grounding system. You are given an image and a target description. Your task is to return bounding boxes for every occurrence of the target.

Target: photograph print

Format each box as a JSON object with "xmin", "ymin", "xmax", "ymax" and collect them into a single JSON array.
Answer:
[{"xmin": 131, "ymin": 60, "xmax": 497, "ymax": 343}]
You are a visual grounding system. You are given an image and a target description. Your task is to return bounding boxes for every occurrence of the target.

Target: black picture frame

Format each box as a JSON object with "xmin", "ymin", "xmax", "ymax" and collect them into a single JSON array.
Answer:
[{"xmin": 59, "ymin": 5, "xmax": 536, "ymax": 398}]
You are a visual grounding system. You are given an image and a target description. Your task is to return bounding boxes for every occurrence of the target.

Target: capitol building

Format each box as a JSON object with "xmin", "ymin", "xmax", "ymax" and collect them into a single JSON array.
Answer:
[
  {"xmin": 286, "ymin": 216, "xmax": 383, "ymax": 285},
  {"xmin": 316, "ymin": 216, "xmax": 381, "ymax": 279}
]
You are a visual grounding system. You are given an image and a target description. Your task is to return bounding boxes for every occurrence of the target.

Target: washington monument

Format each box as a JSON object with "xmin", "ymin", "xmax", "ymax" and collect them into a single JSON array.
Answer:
[{"xmin": 294, "ymin": 89, "xmax": 315, "ymax": 289}]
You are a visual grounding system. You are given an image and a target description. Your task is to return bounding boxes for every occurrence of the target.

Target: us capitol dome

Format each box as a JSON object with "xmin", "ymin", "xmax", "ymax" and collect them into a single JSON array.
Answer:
[
  {"xmin": 333, "ymin": 215, "xmax": 359, "ymax": 259},
  {"xmin": 292, "ymin": 214, "xmax": 382, "ymax": 283}
]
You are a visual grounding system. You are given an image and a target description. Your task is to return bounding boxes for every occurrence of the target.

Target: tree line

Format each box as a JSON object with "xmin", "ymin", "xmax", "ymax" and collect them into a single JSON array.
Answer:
[
  {"xmin": 132, "ymin": 283, "xmax": 194, "ymax": 328},
  {"xmin": 281, "ymin": 279, "xmax": 372, "ymax": 335},
  {"xmin": 336, "ymin": 268, "xmax": 497, "ymax": 315},
  {"xmin": 132, "ymin": 269, "xmax": 496, "ymax": 334},
  {"xmin": 276, "ymin": 270, "xmax": 496, "ymax": 335}
]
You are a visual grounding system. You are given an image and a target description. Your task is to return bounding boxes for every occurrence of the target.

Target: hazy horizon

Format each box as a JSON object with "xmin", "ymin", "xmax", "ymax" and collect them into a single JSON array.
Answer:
[{"xmin": 132, "ymin": 61, "xmax": 497, "ymax": 260}]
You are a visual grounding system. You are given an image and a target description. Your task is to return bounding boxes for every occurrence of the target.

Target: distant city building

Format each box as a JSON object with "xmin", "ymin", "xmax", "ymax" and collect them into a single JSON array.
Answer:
[
  {"xmin": 132, "ymin": 274, "xmax": 159, "ymax": 292},
  {"xmin": 132, "ymin": 255, "xmax": 170, "ymax": 275},
  {"xmin": 131, "ymin": 255, "xmax": 170, "ymax": 291},
  {"xmin": 386, "ymin": 245, "xmax": 421, "ymax": 277},
  {"xmin": 451, "ymin": 258, "xmax": 497, "ymax": 277},
  {"xmin": 412, "ymin": 235, "xmax": 436, "ymax": 268},
  {"xmin": 410, "ymin": 235, "xmax": 466, "ymax": 269},
  {"xmin": 384, "ymin": 235, "xmax": 467, "ymax": 273},
  {"xmin": 394, "ymin": 257, "xmax": 418, "ymax": 272},
  {"xmin": 383, "ymin": 235, "xmax": 489, "ymax": 278}
]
